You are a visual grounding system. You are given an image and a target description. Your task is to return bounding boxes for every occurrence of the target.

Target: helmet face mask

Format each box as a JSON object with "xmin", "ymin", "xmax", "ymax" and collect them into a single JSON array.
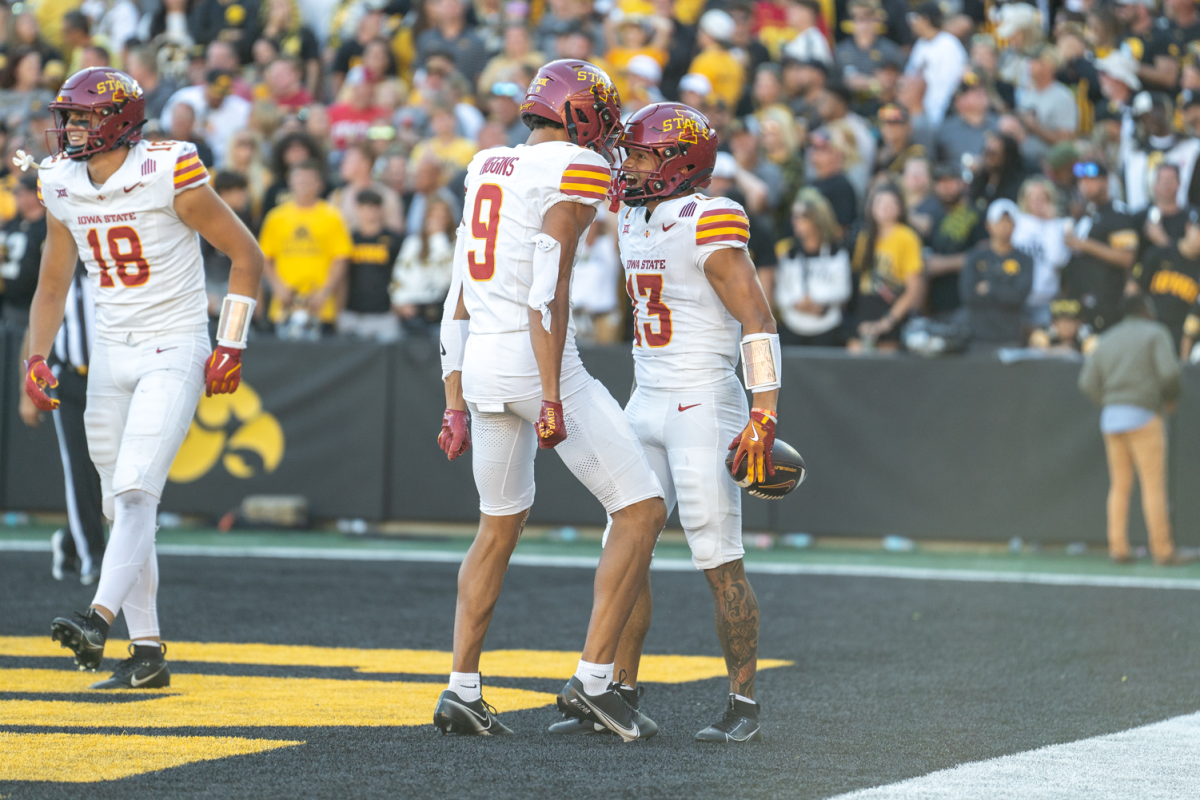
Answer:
[
  {"xmin": 615, "ymin": 102, "xmax": 717, "ymax": 207},
  {"xmin": 48, "ymin": 68, "xmax": 146, "ymax": 160}
]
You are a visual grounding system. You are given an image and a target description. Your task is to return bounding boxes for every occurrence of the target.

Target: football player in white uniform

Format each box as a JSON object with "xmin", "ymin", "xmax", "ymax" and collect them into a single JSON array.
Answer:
[
  {"xmin": 22, "ymin": 68, "xmax": 263, "ymax": 689},
  {"xmin": 433, "ymin": 60, "xmax": 667, "ymax": 740},
  {"xmin": 550, "ymin": 103, "xmax": 781, "ymax": 743}
]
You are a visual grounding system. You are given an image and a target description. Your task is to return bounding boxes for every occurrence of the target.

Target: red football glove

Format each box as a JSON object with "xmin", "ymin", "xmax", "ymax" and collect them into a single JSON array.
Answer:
[
  {"xmin": 536, "ymin": 400, "xmax": 567, "ymax": 449},
  {"xmin": 438, "ymin": 408, "xmax": 471, "ymax": 460},
  {"xmin": 728, "ymin": 408, "xmax": 777, "ymax": 485},
  {"xmin": 205, "ymin": 346, "xmax": 243, "ymax": 397},
  {"xmin": 24, "ymin": 355, "xmax": 59, "ymax": 411}
]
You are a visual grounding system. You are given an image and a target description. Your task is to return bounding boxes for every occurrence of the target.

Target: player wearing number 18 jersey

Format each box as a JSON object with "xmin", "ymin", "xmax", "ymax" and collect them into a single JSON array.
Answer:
[
  {"xmin": 22, "ymin": 68, "xmax": 264, "ymax": 693},
  {"xmin": 551, "ymin": 103, "xmax": 782, "ymax": 742},
  {"xmin": 433, "ymin": 60, "xmax": 666, "ymax": 740}
]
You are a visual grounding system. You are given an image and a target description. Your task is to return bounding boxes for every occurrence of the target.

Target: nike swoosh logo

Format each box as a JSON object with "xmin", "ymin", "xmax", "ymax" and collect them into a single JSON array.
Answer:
[
  {"xmin": 440, "ymin": 343, "xmax": 447, "ymax": 356},
  {"xmin": 662, "ymin": 222, "xmax": 676, "ymax": 231},
  {"xmin": 123, "ymin": 182, "xmax": 142, "ymax": 193},
  {"xmin": 589, "ymin": 673, "xmax": 607, "ymax": 679},
  {"xmin": 448, "ymin": 698, "xmax": 493, "ymax": 728},
  {"xmin": 131, "ymin": 664, "xmax": 165, "ymax": 687},
  {"xmin": 156, "ymin": 347, "xmax": 177, "ymax": 354},
  {"xmin": 750, "ymin": 427, "xmax": 760, "ymax": 443},
  {"xmin": 678, "ymin": 403, "xmax": 701, "ymax": 412},
  {"xmin": 218, "ymin": 354, "xmax": 230, "ymax": 370}
]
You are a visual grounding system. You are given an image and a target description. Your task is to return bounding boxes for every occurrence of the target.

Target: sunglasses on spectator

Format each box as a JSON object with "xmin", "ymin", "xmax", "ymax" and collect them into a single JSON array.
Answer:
[
  {"xmin": 1073, "ymin": 162, "xmax": 1103, "ymax": 178},
  {"xmin": 491, "ymin": 81, "xmax": 523, "ymax": 97}
]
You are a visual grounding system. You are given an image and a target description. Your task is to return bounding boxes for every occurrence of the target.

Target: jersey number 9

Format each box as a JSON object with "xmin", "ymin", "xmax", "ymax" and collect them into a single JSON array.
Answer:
[
  {"xmin": 468, "ymin": 184, "xmax": 503, "ymax": 281},
  {"xmin": 86, "ymin": 226, "xmax": 150, "ymax": 288}
]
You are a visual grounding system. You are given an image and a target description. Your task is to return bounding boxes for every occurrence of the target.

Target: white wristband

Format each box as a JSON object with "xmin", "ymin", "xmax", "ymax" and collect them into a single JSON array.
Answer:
[
  {"xmin": 441, "ymin": 319, "xmax": 470, "ymax": 380},
  {"xmin": 216, "ymin": 293, "xmax": 256, "ymax": 349},
  {"xmin": 528, "ymin": 233, "xmax": 561, "ymax": 332},
  {"xmin": 740, "ymin": 332, "xmax": 782, "ymax": 392}
]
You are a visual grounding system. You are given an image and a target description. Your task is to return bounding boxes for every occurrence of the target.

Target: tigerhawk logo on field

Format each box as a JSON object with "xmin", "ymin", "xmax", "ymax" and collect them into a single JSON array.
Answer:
[{"xmin": 168, "ymin": 383, "xmax": 284, "ymax": 483}]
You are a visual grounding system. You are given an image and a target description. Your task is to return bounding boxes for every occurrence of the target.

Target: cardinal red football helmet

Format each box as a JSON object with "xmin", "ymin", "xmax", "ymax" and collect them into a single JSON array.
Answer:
[
  {"xmin": 615, "ymin": 102, "xmax": 718, "ymax": 206},
  {"xmin": 48, "ymin": 68, "xmax": 146, "ymax": 160},
  {"xmin": 520, "ymin": 59, "xmax": 623, "ymax": 163}
]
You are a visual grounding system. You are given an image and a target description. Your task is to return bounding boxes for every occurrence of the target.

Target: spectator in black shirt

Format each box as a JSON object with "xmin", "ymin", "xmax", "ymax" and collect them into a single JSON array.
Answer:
[
  {"xmin": 926, "ymin": 163, "xmax": 986, "ymax": 316},
  {"xmin": 969, "ymin": 132, "xmax": 1025, "ymax": 212},
  {"xmin": 0, "ymin": 174, "xmax": 46, "ymax": 330},
  {"xmin": 331, "ymin": 8, "xmax": 385, "ymax": 98},
  {"xmin": 959, "ymin": 199, "xmax": 1034, "ymax": 345},
  {"xmin": 189, "ymin": 0, "xmax": 261, "ymax": 62},
  {"xmin": 1130, "ymin": 205, "xmax": 1200, "ymax": 352},
  {"xmin": 339, "ymin": 190, "xmax": 403, "ymax": 342},
  {"xmin": 809, "ymin": 127, "xmax": 858, "ymax": 233},
  {"xmin": 1062, "ymin": 160, "xmax": 1140, "ymax": 332},
  {"xmin": 203, "ymin": 172, "xmax": 258, "ymax": 326},
  {"xmin": 415, "ymin": 0, "xmax": 489, "ymax": 87}
]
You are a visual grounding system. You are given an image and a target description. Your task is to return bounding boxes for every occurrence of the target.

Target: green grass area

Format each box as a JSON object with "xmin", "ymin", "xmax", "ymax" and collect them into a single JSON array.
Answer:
[{"xmin": 5, "ymin": 522, "xmax": 1200, "ymax": 579}]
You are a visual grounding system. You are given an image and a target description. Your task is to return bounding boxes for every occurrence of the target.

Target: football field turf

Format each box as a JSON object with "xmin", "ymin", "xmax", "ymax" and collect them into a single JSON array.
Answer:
[{"xmin": 2, "ymin": 530, "xmax": 1200, "ymax": 799}]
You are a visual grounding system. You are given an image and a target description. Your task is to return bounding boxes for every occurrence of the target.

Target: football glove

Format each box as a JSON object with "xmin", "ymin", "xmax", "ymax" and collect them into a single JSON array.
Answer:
[
  {"xmin": 728, "ymin": 408, "xmax": 777, "ymax": 485},
  {"xmin": 205, "ymin": 345, "xmax": 243, "ymax": 397},
  {"xmin": 438, "ymin": 408, "xmax": 471, "ymax": 460},
  {"xmin": 24, "ymin": 355, "xmax": 59, "ymax": 411},
  {"xmin": 536, "ymin": 400, "xmax": 567, "ymax": 449}
]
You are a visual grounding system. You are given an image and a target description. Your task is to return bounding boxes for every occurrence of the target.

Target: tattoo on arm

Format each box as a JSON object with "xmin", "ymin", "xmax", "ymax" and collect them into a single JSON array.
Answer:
[{"xmin": 705, "ymin": 559, "xmax": 759, "ymax": 698}]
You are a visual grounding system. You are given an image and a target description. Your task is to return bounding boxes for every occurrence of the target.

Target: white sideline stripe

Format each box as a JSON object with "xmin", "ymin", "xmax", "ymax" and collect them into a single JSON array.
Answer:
[
  {"xmin": 6, "ymin": 539, "xmax": 1200, "ymax": 590},
  {"xmin": 829, "ymin": 712, "xmax": 1200, "ymax": 799}
]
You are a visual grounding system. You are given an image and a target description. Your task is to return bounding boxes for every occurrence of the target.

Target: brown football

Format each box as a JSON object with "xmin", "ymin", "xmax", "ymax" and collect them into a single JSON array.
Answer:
[{"xmin": 726, "ymin": 439, "xmax": 806, "ymax": 499}]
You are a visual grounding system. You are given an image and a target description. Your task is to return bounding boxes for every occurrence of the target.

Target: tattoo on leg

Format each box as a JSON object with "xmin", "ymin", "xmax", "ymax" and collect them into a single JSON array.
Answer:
[{"xmin": 705, "ymin": 559, "xmax": 759, "ymax": 698}]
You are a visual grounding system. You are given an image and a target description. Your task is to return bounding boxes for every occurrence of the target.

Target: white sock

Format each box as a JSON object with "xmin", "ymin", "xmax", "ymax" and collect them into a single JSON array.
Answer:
[
  {"xmin": 733, "ymin": 693, "xmax": 755, "ymax": 705},
  {"xmin": 575, "ymin": 660, "xmax": 613, "ymax": 696},
  {"xmin": 448, "ymin": 671, "xmax": 481, "ymax": 702}
]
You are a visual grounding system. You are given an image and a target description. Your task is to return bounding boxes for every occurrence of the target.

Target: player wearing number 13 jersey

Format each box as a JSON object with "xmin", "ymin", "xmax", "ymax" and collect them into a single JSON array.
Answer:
[
  {"xmin": 23, "ymin": 68, "xmax": 264, "ymax": 692},
  {"xmin": 568, "ymin": 103, "xmax": 782, "ymax": 743},
  {"xmin": 433, "ymin": 60, "xmax": 666, "ymax": 740}
]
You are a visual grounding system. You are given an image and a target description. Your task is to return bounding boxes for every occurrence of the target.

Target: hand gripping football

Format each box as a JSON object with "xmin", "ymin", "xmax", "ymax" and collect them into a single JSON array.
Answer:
[{"xmin": 726, "ymin": 439, "xmax": 806, "ymax": 499}]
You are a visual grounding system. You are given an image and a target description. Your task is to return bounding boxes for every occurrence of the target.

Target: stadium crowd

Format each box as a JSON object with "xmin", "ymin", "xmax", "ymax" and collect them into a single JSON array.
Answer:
[{"xmin": 2, "ymin": 0, "xmax": 1200, "ymax": 356}]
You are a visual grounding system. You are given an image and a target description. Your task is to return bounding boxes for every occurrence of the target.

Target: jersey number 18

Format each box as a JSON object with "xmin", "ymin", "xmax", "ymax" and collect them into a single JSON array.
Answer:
[{"xmin": 86, "ymin": 226, "xmax": 150, "ymax": 288}]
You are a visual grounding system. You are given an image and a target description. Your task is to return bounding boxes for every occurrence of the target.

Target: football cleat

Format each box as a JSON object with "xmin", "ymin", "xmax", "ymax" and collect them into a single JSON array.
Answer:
[
  {"xmin": 557, "ymin": 676, "xmax": 657, "ymax": 742},
  {"xmin": 433, "ymin": 690, "xmax": 513, "ymax": 736},
  {"xmin": 91, "ymin": 643, "xmax": 170, "ymax": 689},
  {"xmin": 50, "ymin": 608, "xmax": 110, "ymax": 671},
  {"xmin": 51, "ymin": 529, "xmax": 77, "ymax": 581},
  {"xmin": 695, "ymin": 695, "xmax": 763, "ymax": 743},
  {"xmin": 548, "ymin": 683, "xmax": 654, "ymax": 736}
]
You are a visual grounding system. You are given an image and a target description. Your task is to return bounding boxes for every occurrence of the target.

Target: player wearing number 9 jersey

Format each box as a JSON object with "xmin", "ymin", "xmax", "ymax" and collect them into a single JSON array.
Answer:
[
  {"xmin": 563, "ymin": 103, "xmax": 782, "ymax": 743},
  {"xmin": 433, "ymin": 60, "xmax": 667, "ymax": 741},
  {"xmin": 23, "ymin": 68, "xmax": 264, "ymax": 691}
]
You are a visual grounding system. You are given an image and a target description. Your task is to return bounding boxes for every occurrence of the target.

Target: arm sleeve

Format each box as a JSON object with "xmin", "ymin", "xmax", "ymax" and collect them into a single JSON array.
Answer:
[
  {"xmin": 543, "ymin": 150, "xmax": 611, "ymax": 214},
  {"xmin": 693, "ymin": 200, "xmax": 751, "ymax": 270},
  {"xmin": 173, "ymin": 142, "xmax": 209, "ymax": 195}
]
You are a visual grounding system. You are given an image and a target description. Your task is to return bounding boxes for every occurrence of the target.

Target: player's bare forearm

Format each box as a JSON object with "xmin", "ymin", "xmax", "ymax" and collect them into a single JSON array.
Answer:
[
  {"xmin": 705, "ymin": 559, "xmax": 760, "ymax": 698},
  {"xmin": 530, "ymin": 201, "xmax": 594, "ymax": 401},
  {"xmin": 1182, "ymin": 335, "xmax": 1194, "ymax": 362},
  {"xmin": 175, "ymin": 183, "xmax": 264, "ymax": 297},
  {"xmin": 27, "ymin": 213, "xmax": 80, "ymax": 358},
  {"xmin": 444, "ymin": 370, "xmax": 467, "ymax": 411},
  {"xmin": 705, "ymin": 248, "xmax": 779, "ymax": 412}
]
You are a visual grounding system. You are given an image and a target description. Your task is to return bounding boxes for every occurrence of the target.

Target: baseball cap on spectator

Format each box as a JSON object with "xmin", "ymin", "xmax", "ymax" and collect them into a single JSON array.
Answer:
[
  {"xmin": 207, "ymin": 69, "xmax": 235, "ymax": 97},
  {"xmin": 878, "ymin": 104, "xmax": 910, "ymax": 124},
  {"xmin": 16, "ymin": 172, "xmax": 38, "ymax": 193},
  {"xmin": 986, "ymin": 198, "xmax": 1020, "ymax": 224},
  {"xmin": 933, "ymin": 163, "xmax": 963, "ymax": 181},
  {"xmin": 908, "ymin": 2, "xmax": 943, "ymax": 29},
  {"xmin": 956, "ymin": 67, "xmax": 986, "ymax": 95},
  {"xmin": 699, "ymin": 9, "xmax": 736, "ymax": 43},
  {"xmin": 995, "ymin": 3, "xmax": 1039, "ymax": 39},
  {"xmin": 356, "ymin": 188, "xmax": 384, "ymax": 206},
  {"xmin": 1050, "ymin": 297, "xmax": 1082, "ymax": 319},
  {"xmin": 712, "ymin": 151, "xmax": 738, "ymax": 179},
  {"xmin": 626, "ymin": 54, "xmax": 663, "ymax": 84},
  {"xmin": 1095, "ymin": 51, "xmax": 1142, "ymax": 91},
  {"xmin": 1045, "ymin": 141, "xmax": 1078, "ymax": 170},
  {"xmin": 679, "ymin": 73, "xmax": 714, "ymax": 97}
]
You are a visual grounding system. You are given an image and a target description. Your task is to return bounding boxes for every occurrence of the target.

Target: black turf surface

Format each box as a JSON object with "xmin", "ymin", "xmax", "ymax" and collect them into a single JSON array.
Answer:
[{"xmin": 4, "ymin": 551, "xmax": 1200, "ymax": 799}]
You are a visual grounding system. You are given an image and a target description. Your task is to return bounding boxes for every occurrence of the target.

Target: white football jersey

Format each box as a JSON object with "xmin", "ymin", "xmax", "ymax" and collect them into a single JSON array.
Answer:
[
  {"xmin": 618, "ymin": 193, "xmax": 749, "ymax": 390},
  {"xmin": 458, "ymin": 141, "xmax": 611, "ymax": 404},
  {"xmin": 38, "ymin": 139, "xmax": 210, "ymax": 334}
]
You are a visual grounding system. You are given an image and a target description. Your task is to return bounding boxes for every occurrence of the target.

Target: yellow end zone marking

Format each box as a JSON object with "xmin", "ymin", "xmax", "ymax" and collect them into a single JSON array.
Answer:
[
  {"xmin": 0, "ymin": 732, "xmax": 302, "ymax": 782},
  {"xmin": 0, "ymin": 669, "xmax": 554, "ymax": 728},
  {"xmin": 0, "ymin": 636, "xmax": 792, "ymax": 682}
]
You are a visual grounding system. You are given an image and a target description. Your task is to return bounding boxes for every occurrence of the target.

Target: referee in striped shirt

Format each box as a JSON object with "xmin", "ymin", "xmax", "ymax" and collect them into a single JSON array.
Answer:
[{"xmin": 20, "ymin": 261, "xmax": 106, "ymax": 584}]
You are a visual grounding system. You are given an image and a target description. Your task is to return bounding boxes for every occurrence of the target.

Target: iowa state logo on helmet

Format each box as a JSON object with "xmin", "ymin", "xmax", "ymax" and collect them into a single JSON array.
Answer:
[
  {"xmin": 96, "ymin": 72, "xmax": 143, "ymax": 102},
  {"xmin": 652, "ymin": 107, "xmax": 711, "ymax": 146}
]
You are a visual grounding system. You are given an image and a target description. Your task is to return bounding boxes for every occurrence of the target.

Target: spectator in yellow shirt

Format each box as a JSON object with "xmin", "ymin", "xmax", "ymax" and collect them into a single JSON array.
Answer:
[
  {"xmin": 688, "ymin": 10, "xmax": 745, "ymax": 111},
  {"xmin": 408, "ymin": 101, "xmax": 478, "ymax": 174},
  {"xmin": 603, "ymin": 11, "xmax": 670, "ymax": 73},
  {"xmin": 850, "ymin": 183, "xmax": 925, "ymax": 351},
  {"xmin": 259, "ymin": 160, "xmax": 354, "ymax": 328}
]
